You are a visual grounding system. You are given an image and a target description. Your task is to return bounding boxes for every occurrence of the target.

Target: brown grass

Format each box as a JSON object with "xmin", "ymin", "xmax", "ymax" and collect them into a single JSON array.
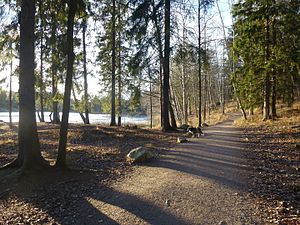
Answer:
[{"xmin": 234, "ymin": 101, "xmax": 300, "ymax": 131}]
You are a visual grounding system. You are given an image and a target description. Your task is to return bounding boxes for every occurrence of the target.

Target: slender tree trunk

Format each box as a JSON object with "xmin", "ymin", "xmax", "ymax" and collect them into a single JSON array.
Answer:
[
  {"xmin": 263, "ymin": 17, "xmax": 271, "ymax": 120},
  {"xmin": 51, "ymin": 13, "xmax": 60, "ymax": 124},
  {"xmin": 169, "ymin": 63, "xmax": 177, "ymax": 129},
  {"xmin": 72, "ymin": 86, "xmax": 86, "ymax": 123},
  {"xmin": 39, "ymin": 0, "xmax": 45, "ymax": 122},
  {"xmin": 110, "ymin": 0, "xmax": 117, "ymax": 126},
  {"xmin": 162, "ymin": 0, "xmax": 171, "ymax": 131},
  {"xmin": 82, "ymin": 20, "xmax": 90, "ymax": 124},
  {"xmin": 181, "ymin": 19, "xmax": 188, "ymax": 124},
  {"xmin": 221, "ymin": 74, "xmax": 225, "ymax": 114},
  {"xmin": 169, "ymin": 99, "xmax": 177, "ymax": 129},
  {"xmin": 151, "ymin": 0, "xmax": 164, "ymax": 127},
  {"xmin": 198, "ymin": 0, "xmax": 202, "ymax": 127},
  {"xmin": 18, "ymin": 0, "xmax": 46, "ymax": 169},
  {"xmin": 203, "ymin": 13, "xmax": 207, "ymax": 122},
  {"xmin": 171, "ymin": 79, "xmax": 182, "ymax": 125},
  {"xmin": 56, "ymin": 0, "xmax": 77, "ymax": 168},
  {"xmin": 249, "ymin": 106, "xmax": 254, "ymax": 116},
  {"xmin": 232, "ymin": 82, "xmax": 247, "ymax": 120},
  {"xmin": 149, "ymin": 71, "xmax": 153, "ymax": 128},
  {"xmin": 9, "ymin": 45, "xmax": 13, "ymax": 128},
  {"xmin": 218, "ymin": 0, "xmax": 245, "ymax": 118},
  {"xmin": 208, "ymin": 72, "xmax": 213, "ymax": 115},
  {"xmin": 271, "ymin": 17, "xmax": 277, "ymax": 119},
  {"xmin": 160, "ymin": 66, "xmax": 163, "ymax": 127},
  {"xmin": 117, "ymin": 2, "xmax": 122, "ymax": 126},
  {"xmin": 271, "ymin": 75, "xmax": 276, "ymax": 118}
]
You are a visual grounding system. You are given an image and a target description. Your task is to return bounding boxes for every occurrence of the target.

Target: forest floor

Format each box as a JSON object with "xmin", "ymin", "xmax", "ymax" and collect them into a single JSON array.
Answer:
[
  {"xmin": 235, "ymin": 103, "xmax": 300, "ymax": 225},
  {"xmin": 0, "ymin": 106, "xmax": 299, "ymax": 224}
]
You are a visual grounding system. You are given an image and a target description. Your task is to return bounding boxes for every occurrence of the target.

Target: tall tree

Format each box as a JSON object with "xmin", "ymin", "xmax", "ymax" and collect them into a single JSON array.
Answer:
[
  {"xmin": 162, "ymin": 0, "xmax": 171, "ymax": 131},
  {"xmin": 197, "ymin": 0, "xmax": 202, "ymax": 127},
  {"xmin": 38, "ymin": 0, "xmax": 45, "ymax": 122},
  {"xmin": 9, "ymin": 42, "xmax": 13, "ymax": 128},
  {"xmin": 82, "ymin": 18, "xmax": 90, "ymax": 124},
  {"xmin": 16, "ymin": 0, "xmax": 46, "ymax": 169},
  {"xmin": 117, "ymin": 0, "xmax": 123, "ymax": 126},
  {"xmin": 50, "ymin": 10, "xmax": 60, "ymax": 124},
  {"xmin": 232, "ymin": 0, "xmax": 300, "ymax": 119},
  {"xmin": 110, "ymin": 0, "xmax": 117, "ymax": 126},
  {"xmin": 56, "ymin": 0, "xmax": 79, "ymax": 167}
]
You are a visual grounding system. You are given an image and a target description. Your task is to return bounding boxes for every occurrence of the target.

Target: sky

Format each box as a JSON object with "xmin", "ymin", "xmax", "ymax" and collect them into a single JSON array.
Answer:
[{"xmin": 0, "ymin": 0, "xmax": 233, "ymax": 97}]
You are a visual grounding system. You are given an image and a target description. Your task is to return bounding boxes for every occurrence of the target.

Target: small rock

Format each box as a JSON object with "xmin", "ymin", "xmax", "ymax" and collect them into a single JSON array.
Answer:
[
  {"xmin": 219, "ymin": 221, "xmax": 228, "ymax": 225},
  {"xmin": 126, "ymin": 146, "xmax": 155, "ymax": 163}
]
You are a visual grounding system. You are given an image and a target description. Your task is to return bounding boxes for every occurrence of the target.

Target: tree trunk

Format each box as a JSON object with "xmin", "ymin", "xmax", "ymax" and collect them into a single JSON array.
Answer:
[
  {"xmin": 39, "ymin": 0, "xmax": 45, "ymax": 122},
  {"xmin": 197, "ymin": 0, "xmax": 202, "ymax": 127},
  {"xmin": 181, "ymin": 19, "xmax": 187, "ymax": 124},
  {"xmin": 263, "ymin": 17, "xmax": 271, "ymax": 120},
  {"xmin": 203, "ymin": 13, "xmax": 207, "ymax": 122},
  {"xmin": 51, "ymin": 13, "xmax": 60, "ymax": 124},
  {"xmin": 233, "ymin": 82, "xmax": 247, "ymax": 120},
  {"xmin": 171, "ymin": 79, "xmax": 182, "ymax": 125},
  {"xmin": 271, "ymin": 17, "xmax": 277, "ymax": 119},
  {"xmin": 71, "ymin": 85, "xmax": 86, "ymax": 123},
  {"xmin": 160, "ymin": 65, "xmax": 163, "ymax": 127},
  {"xmin": 56, "ymin": 0, "xmax": 77, "ymax": 168},
  {"xmin": 149, "ymin": 71, "xmax": 153, "ymax": 128},
  {"xmin": 18, "ymin": 0, "xmax": 46, "ymax": 169},
  {"xmin": 162, "ymin": 0, "xmax": 171, "ymax": 131},
  {"xmin": 9, "ymin": 45, "xmax": 13, "ymax": 128},
  {"xmin": 271, "ymin": 73, "xmax": 277, "ymax": 119},
  {"xmin": 110, "ymin": 0, "xmax": 117, "ymax": 126},
  {"xmin": 117, "ymin": 2, "xmax": 122, "ymax": 126},
  {"xmin": 151, "ymin": 0, "xmax": 164, "ymax": 128},
  {"xmin": 249, "ymin": 106, "xmax": 254, "ymax": 116},
  {"xmin": 82, "ymin": 20, "xmax": 90, "ymax": 124},
  {"xmin": 169, "ymin": 100, "xmax": 177, "ymax": 129},
  {"xmin": 221, "ymin": 74, "xmax": 225, "ymax": 115},
  {"xmin": 217, "ymin": 0, "xmax": 245, "ymax": 118}
]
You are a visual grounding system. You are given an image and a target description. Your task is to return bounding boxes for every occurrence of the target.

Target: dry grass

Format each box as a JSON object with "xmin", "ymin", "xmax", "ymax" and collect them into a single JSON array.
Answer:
[
  {"xmin": 202, "ymin": 111, "xmax": 229, "ymax": 126},
  {"xmin": 224, "ymin": 101, "xmax": 240, "ymax": 113},
  {"xmin": 234, "ymin": 101, "xmax": 300, "ymax": 131}
]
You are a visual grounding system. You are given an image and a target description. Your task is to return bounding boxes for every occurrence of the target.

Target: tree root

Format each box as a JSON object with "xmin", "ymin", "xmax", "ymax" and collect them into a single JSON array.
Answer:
[
  {"xmin": 0, "ymin": 159, "xmax": 20, "ymax": 170},
  {"xmin": 0, "ymin": 158, "xmax": 53, "ymax": 184}
]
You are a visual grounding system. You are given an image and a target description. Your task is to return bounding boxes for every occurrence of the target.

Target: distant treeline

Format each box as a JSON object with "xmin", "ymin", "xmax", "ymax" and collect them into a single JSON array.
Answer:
[
  {"xmin": 0, "ymin": 88, "xmax": 146, "ymax": 115},
  {"xmin": 0, "ymin": 89, "xmax": 18, "ymax": 112}
]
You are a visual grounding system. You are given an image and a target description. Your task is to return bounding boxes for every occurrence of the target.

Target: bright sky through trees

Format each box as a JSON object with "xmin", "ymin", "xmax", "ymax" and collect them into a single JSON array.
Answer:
[{"xmin": 0, "ymin": 0, "xmax": 233, "ymax": 96}]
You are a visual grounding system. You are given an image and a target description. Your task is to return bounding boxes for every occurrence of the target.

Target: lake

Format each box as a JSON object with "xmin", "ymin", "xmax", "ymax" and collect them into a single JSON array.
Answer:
[{"xmin": 0, "ymin": 112, "xmax": 150, "ymax": 125}]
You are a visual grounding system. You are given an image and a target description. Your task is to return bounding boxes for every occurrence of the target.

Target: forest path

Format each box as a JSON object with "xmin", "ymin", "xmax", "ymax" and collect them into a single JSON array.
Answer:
[{"xmin": 89, "ymin": 114, "xmax": 263, "ymax": 225}]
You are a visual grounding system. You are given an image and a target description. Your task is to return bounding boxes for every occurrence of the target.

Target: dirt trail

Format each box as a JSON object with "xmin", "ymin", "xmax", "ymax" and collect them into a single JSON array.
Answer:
[{"xmin": 88, "ymin": 114, "xmax": 263, "ymax": 225}]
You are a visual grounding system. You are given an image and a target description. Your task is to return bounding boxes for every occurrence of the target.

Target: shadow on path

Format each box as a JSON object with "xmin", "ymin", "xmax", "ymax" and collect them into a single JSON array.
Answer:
[{"xmin": 147, "ymin": 114, "xmax": 251, "ymax": 192}]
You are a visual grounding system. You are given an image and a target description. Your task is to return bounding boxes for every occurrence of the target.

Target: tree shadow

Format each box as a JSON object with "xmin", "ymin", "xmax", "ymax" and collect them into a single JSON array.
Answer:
[
  {"xmin": 0, "ymin": 158, "xmax": 186, "ymax": 225},
  {"xmin": 0, "ymin": 123, "xmax": 186, "ymax": 224},
  {"xmin": 145, "ymin": 123, "xmax": 252, "ymax": 192}
]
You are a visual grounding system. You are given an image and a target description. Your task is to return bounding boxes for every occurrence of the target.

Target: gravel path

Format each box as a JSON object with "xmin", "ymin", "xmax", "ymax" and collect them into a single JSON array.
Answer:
[{"xmin": 88, "ymin": 114, "xmax": 263, "ymax": 225}]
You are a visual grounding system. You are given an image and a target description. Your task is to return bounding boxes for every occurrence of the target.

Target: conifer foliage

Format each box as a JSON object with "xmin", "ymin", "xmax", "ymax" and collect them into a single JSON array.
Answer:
[{"xmin": 232, "ymin": 0, "xmax": 300, "ymax": 119}]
